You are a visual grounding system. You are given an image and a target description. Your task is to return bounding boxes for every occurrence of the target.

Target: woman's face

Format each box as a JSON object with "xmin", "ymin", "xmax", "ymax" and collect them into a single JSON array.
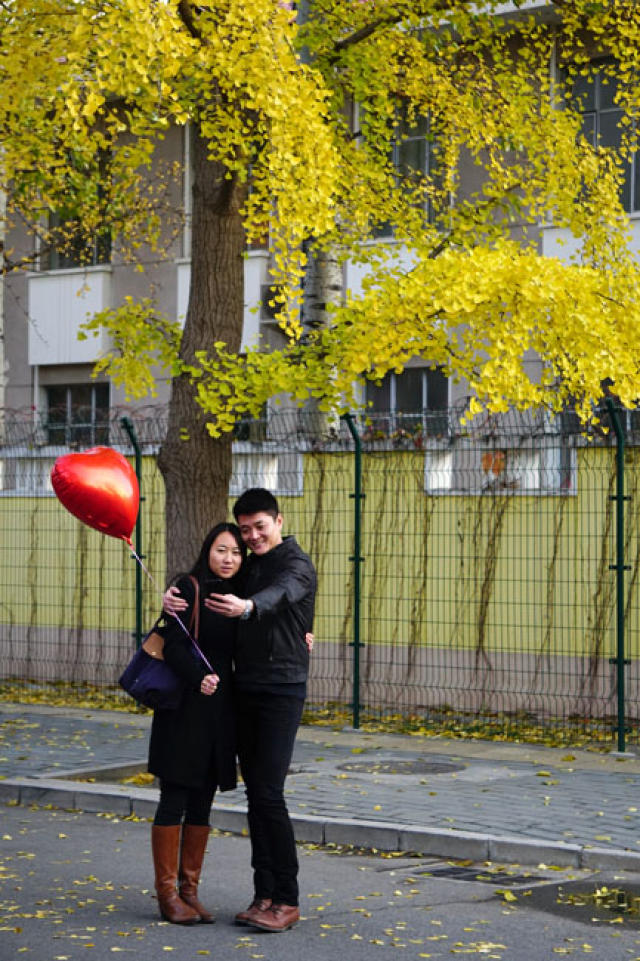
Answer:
[{"xmin": 208, "ymin": 531, "xmax": 243, "ymax": 579}]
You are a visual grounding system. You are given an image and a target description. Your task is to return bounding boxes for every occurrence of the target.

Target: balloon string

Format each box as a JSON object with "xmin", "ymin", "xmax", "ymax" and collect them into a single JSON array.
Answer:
[{"xmin": 127, "ymin": 544, "xmax": 162, "ymax": 596}]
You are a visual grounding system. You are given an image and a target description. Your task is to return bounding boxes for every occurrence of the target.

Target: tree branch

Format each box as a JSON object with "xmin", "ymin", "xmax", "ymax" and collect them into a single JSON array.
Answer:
[
  {"xmin": 329, "ymin": 0, "xmax": 476, "ymax": 62},
  {"xmin": 177, "ymin": 0, "xmax": 202, "ymax": 41},
  {"xmin": 3, "ymin": 248, "xmax": 42, "ymax": 275},
  {"xmin": 332, "ymin": 15, "xmax": 404, "ymax": 58}
]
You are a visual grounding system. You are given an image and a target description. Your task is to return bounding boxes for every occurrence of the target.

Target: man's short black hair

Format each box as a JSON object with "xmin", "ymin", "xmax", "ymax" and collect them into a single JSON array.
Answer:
[{"xmin": 233, "ymin": 487, "xmax": 280, "ymax": 521}]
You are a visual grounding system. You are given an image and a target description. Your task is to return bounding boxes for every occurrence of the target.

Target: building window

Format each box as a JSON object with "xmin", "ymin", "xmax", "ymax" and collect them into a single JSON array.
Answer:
[
  {"xmin": 41, "ymin": 211, "xmax": 111, "ymax": 271},
  {"xmin": 560, "ymin": 379, "xmax": 640, "ymax": 437},
  {"xmin": 40, "ymin": 149, "xmax": 112, "ymax": 271},
  {"xmin": 230, "ymin": 450, "xmax": 303, "ymax": 497},
  {"xmin": 570, "ymin": 60, "xmax": 639, "ymax": 213},
  {"xmin": 45, "ymin": 384, "xmax": 110, "ymax": 447},
  {"xmin": 373, "ymin": 104, "xmax": 443, "ymax": 236},
  {"xmin": 424, "ymin": 441, "xmax": 576, "ymax": 496},
  {"xmin": 365, "ymin": 367, "xmax": 449, "ymax": 440}
]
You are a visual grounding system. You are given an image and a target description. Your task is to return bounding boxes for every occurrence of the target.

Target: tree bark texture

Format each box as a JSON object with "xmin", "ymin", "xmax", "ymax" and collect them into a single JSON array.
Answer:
[{"xmin": 158, "ymin": 125, "xmax": 247, "ymax": 580}]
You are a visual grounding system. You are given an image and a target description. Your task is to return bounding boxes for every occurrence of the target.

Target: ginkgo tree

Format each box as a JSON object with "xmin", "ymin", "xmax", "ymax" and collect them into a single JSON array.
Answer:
[{"xmin": 3, "ymin": 0, "xmax": 640, "ymax": 571}]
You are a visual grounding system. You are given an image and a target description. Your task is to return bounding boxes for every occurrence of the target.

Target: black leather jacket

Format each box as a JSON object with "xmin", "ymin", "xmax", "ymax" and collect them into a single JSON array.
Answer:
[{"xmin": 234, "ymin": 536, "xmax": 317, "ymax": 688}]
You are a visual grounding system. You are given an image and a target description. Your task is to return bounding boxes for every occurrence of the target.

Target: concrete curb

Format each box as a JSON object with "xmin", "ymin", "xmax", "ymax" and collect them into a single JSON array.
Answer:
[{"xmin": 3, "ymin": 775, "xmax": 640, "ymax": 873}]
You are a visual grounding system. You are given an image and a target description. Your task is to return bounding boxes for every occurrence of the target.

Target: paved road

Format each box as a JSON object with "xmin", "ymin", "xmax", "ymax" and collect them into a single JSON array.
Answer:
[
  {"xmin": 2, "ymin": 804, "xmax": 640, "ymax": 961},
  {"xmin": 2, "ymin": 702, "xmax": 640, "ymax": 870}
]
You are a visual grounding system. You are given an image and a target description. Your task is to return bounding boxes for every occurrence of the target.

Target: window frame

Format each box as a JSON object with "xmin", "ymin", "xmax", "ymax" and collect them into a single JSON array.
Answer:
[
  {"xmin": 364, "ymin": 366, "xmax": 450, "ymax": 441},
  {"xmin": 359, "ymin": 100, "xmax": 444, "ymax": 237},
  {"xmin": 568, "ymin": 58, "xmax": 639, "ymax": 215},
  {"xmin": 45, "ymin": 383, "xmax": 111, "ymax": 448}
]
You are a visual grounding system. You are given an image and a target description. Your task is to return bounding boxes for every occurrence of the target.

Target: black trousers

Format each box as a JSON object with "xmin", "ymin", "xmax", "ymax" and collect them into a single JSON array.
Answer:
[
  {"xmin": 236, "ymin": 691, "xmax": 305, "ymax": 906},
  {"xmin": 154, "ymin": 773, "xmax": 217, "ymax": 826}
]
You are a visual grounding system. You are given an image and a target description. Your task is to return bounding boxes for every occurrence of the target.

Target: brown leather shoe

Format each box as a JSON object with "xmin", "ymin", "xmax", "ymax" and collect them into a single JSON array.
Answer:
[
  {"xmin": 235, "ymin": 898, "xmax": 272, "ymax": 926},
  {"xmin": 246, "ymin": 903, "xmax": 300, "ymax": 932}
]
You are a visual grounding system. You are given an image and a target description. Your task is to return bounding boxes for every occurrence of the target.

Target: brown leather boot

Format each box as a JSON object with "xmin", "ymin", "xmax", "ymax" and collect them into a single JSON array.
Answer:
[
  {"xmin": 151, "ymin": 825, "xmax": 199, "ymax": 925},
  {"xmin": 178, "ymin": 824, "xmax": 214, "ymax": 923}
]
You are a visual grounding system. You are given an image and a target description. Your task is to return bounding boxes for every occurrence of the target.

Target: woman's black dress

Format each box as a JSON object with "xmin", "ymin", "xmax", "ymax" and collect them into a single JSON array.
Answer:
[{"xmin": 147, "ymin": 574, "xmax": 238, "ymax": 792}]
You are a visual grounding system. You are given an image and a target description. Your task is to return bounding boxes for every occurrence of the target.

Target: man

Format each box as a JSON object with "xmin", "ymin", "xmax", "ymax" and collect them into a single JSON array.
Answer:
[{"xmin": 172, "ymin": 487, "xmax": 317, "ymax": 932}]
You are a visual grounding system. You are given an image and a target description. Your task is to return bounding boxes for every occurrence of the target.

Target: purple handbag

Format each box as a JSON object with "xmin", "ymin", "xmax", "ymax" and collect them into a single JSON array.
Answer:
[{"xmin": 119, "ymin": 578, "xmax": 214, "ymax": 711}]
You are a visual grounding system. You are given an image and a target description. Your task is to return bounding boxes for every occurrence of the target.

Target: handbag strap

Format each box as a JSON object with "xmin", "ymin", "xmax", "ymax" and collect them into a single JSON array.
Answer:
[{"xmin": 188, "ymin": 575, "xmax": 200, "ymax": 640}]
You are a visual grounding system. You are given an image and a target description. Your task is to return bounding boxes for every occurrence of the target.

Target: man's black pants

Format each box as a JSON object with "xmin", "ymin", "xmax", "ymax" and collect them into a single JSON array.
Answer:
[{"xmin": 236, "ymin": 691, "xmax": 305, "ymax": 906}]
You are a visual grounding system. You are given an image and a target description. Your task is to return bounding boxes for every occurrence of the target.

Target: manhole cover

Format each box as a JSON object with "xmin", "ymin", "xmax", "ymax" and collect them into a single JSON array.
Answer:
[
  {"xmin": 336, "ymin": 759, "xmax": 465, "ymax": 775},
  {"xmin": 419, "ymin": 865, "xmax": 545, "ymax": 886}
]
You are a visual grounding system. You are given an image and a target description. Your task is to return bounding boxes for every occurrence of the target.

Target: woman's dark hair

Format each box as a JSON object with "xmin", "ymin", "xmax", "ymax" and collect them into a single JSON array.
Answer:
[{"xmin": 189, "ymin": 522, "xmax": 246, "ymax": 583}]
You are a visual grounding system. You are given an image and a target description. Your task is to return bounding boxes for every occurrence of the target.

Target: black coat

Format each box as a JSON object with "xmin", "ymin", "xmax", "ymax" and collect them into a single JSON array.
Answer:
[
  {"xmin": 235, "ymin": 536, "xmax": 317, "ymax": 688},
  {"xmin": 147, "ymin": 574, "xmax": 238, "ymax": 791}
]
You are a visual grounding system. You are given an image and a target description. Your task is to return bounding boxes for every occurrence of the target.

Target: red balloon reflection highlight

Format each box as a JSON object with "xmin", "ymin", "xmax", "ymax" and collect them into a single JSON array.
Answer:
[{"xmin": 51, "ymin": 446, "xmax": 139, "ymax": 545}]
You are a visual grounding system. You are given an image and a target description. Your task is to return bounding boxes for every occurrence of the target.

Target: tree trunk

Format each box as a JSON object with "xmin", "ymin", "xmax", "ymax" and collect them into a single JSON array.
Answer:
[{"xmin": 158, "ymin": 125, "xmax": 247, "ymax": 580}]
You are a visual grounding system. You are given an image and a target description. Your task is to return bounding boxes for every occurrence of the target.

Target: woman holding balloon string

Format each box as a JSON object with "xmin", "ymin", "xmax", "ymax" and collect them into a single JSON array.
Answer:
[
  {"xmin": 49, "ymin": 453, "xmax": 242, "ymax": 922},
  {"xmin": 48, "ymin": 449, "xmax": 314, "ymax": 927},
  {"xmin": 50, "ymin": 451, "xmax": 242, "ymax": 925},
  {"xmin": 147, "ymin": 521, "xmax": 246, "ymax": 926}
]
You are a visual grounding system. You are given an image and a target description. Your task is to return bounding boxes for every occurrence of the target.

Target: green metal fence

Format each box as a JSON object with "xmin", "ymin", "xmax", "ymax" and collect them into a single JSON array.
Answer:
[{"xmin": 1, "ymin": 403, "xmax": 639, "ymax": 743}]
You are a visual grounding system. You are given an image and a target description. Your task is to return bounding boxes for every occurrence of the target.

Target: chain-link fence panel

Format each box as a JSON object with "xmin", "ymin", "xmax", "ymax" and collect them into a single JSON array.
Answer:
[{"xmin": 1, "ymin": 404, "xmax": 639, "ymax": 741}]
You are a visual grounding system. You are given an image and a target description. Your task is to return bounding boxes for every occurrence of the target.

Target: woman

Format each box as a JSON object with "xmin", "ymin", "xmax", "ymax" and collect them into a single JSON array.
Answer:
[{"xmin": 149, "ymin": 522, "xmax": 245, "ymax": 926}]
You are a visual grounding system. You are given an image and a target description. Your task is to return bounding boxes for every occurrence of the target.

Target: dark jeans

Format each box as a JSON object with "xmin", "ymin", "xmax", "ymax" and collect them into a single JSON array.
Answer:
[
  {"xmin": 154, "ymin": 775, "xmax": 217, "ymax": 826},
  {"xmin": 236, "ymin": 691, "xmax": 305, "ymax": 906}
]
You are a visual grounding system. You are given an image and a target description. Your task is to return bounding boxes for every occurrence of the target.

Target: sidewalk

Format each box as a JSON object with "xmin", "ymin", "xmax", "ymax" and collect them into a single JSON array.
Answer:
[{"xmin": 2, "ymin": 701, "xmax": 640, "ymax": 872}]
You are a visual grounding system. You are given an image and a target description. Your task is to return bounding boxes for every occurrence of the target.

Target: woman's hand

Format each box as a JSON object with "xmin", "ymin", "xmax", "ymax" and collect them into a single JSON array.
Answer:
[
  {"xmin": 163, "ymin": 585, "xmax": 188, "ymax": 616},
  {"xmin": 305, "ymin": 632, "xmax": 314, "ymax": 653},
  {"xmin": 200, "ymin": 673, "xmax": 219, "ymax": 696}
]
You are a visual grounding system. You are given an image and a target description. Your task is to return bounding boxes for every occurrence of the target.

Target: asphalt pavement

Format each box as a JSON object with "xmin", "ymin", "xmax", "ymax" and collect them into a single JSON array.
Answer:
[
  {"xmin": 5, "ymin": 803, "xmax": 640, "ymax": 961},
  {"xmin": 2, "ymin": 701, "xmax": 640, "ymax": 871}
]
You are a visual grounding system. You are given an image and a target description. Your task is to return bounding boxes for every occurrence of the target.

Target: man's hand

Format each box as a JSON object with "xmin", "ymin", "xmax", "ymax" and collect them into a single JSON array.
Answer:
[
  {"xmin": 206, "ymin": 593, "xmax": 252, "ymax": 618},
  {"xmin": 305, "ymin": 633, "xmax": 314, "ymax": 652},
  {"xmin": 163, "ymin": 585, "xmax": 187, "ymax": 615}
]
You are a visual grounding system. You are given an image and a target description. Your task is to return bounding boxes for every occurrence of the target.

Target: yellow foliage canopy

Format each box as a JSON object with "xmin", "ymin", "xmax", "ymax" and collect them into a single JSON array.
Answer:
[{"xmin": 3, "ymin": 1, "xmax": 640, "ymax": 427}]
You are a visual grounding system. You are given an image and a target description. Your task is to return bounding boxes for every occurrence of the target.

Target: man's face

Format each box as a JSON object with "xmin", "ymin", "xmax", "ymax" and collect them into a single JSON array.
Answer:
[{"xmin": 236, "ymin": 511, "xmax": 283, "ymax": 555}]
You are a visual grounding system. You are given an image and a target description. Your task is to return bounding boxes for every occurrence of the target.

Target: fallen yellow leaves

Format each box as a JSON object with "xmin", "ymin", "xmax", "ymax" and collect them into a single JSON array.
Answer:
[
  {"xmin": 450, "ymin": 942, "xmax": 507, "ymax": 955},
  {"xmin": 121, "ymin": 772, "xmax": 155, "ymax": 787}
]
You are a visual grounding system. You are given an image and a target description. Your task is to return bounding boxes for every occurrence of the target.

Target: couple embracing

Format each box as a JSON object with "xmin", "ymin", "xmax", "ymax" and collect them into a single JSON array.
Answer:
[{"xmin": 148, "ymin": 487, "xmax": 317, "ymax": 933}]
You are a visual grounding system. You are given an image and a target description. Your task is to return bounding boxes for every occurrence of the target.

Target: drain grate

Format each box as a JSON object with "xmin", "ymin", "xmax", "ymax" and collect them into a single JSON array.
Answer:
[
  {"xmin": 417, "ymin": 865, "xmax": 544, "ymax": 886},
  {"xmin": 337, "ymin": 759, "xmax": 465, "ymax": 776},
  {"xmin": 558, "ymin": 884, "xmax": 640, "ymax": 917},
  {"xmin": 524, "ymin": 880, "xmax": 640, "ymax": 926}
]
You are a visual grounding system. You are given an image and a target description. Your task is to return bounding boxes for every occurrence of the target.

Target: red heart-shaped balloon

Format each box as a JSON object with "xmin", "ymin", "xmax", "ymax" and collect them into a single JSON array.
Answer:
[{"xmin": 51, "ymin": 446, "xmax": 139, "ymax": 544}]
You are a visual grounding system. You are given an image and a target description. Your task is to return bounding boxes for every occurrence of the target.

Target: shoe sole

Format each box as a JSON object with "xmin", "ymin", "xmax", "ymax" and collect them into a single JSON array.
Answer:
[
  {"xmin": 245, "ymin": 920, "xmax": 299, "ymax": 933},
  {"xmin": 160, "ymin": 913, "xmax": 199, "ymax": 925}
]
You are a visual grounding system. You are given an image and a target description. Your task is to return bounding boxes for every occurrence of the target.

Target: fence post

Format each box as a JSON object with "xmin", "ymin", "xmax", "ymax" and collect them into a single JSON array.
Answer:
[
  {"xmin": 120, "ymin": 416, "xmax": 143, "ymax": 650},
  {"xmin": 342, "ymin": 413, "xmax": 364, "ymax": 729},
  {"xmin": 605, "ymin": 398, "xmax": 630, "ymax": 754}
]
